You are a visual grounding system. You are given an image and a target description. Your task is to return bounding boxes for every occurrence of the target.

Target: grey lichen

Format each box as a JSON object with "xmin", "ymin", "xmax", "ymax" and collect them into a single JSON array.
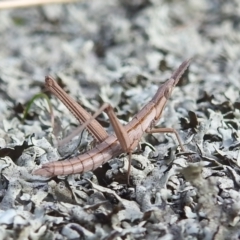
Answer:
[{"xmin": 1, "ymin": 0, "xmax": 240, "ymax": 239}]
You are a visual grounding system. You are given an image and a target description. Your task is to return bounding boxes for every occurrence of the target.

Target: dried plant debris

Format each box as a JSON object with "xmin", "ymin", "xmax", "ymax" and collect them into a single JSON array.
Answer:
[{"xmin": 1, "ymin": 0, "xmax": 240, "ymax": 239}]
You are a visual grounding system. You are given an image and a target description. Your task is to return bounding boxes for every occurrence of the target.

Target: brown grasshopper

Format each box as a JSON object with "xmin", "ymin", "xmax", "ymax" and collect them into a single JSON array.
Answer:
[{"xmin": 33, "ymin": 59, "xmax": 191, "ymax": 184}]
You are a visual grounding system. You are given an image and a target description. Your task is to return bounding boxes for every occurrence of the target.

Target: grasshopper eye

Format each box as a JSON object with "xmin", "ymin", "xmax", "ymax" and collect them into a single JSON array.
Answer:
[{"xmin": 164, "ymin": 87, "xmax": 172, "ymax": 99}]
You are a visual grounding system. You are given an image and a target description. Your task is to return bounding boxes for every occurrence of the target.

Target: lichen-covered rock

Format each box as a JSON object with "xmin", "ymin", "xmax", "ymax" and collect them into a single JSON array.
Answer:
[{"xmin": 1, "ymin": 0, "xmax": 240, "ymax": 238}]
